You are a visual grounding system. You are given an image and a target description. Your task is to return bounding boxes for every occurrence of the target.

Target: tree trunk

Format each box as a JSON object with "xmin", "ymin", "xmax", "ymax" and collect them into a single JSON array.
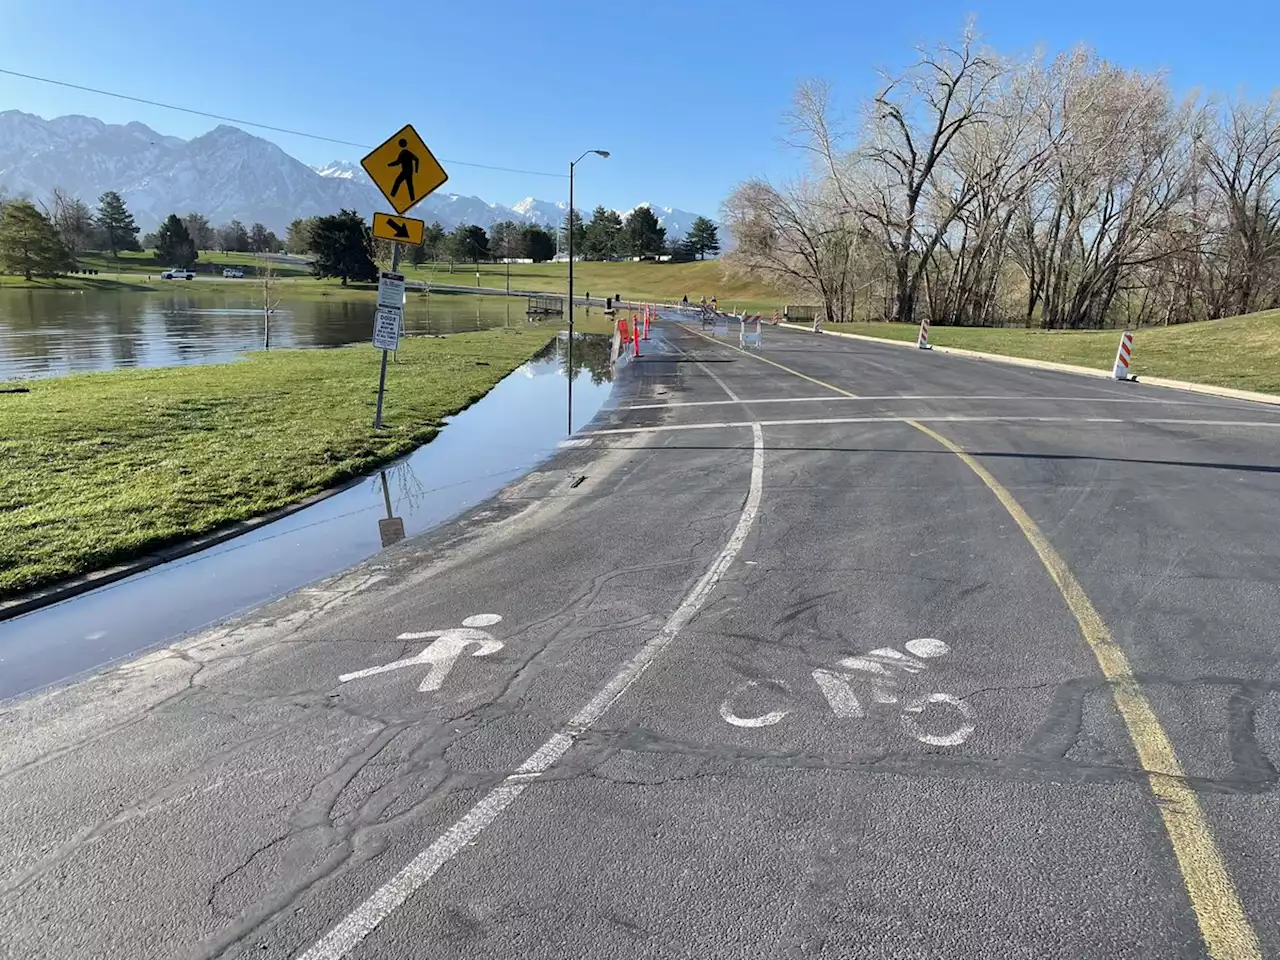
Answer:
[{"xmin": 894, "ymin": 260, "xmax": 913, "ymax": 324}]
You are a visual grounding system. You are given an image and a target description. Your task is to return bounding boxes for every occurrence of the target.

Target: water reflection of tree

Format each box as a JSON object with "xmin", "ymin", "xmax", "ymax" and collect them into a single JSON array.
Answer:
[
  {"xmin": 369, "ymin": 458, "xmax": 429, "ymax": 513},
  {"xmin": 557, "ymin": 334, "xmax": 614, "ymax": 385}
]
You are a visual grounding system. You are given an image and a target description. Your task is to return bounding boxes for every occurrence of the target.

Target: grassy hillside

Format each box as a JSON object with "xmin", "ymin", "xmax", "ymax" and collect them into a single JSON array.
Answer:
[
  {"xmin": 828, "ymin": 310, "xmax": 1280, "ymax": 395},
  {"xmin": 400, "ymin": 260, "xmax": 788, "ymax": 312}
]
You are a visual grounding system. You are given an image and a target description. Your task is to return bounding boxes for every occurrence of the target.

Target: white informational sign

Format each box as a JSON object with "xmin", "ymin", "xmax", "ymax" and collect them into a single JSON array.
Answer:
[
  {"xmin": 373, "ymin": 307, "xmax": 402, "ymax": 351},
  {"xmin": 377, "ymin": 271, "xmax": 406, "ymax": 310}
]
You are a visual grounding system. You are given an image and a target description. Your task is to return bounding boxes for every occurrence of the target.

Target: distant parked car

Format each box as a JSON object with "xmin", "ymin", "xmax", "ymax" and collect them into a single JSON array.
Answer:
[
  {"xmin": 222, "ymin": 268, "xmax": 244, "ymax": 279},
  {"xmin": 161, "ymin": 268, "xmax": 195, "ymax": 280}
]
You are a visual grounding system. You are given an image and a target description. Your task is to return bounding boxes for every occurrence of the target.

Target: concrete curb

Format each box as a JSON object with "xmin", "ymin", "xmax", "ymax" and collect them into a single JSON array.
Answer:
[{"xmin": 778, "ymin": 323, "xmax": 1280, "ymax": 408}]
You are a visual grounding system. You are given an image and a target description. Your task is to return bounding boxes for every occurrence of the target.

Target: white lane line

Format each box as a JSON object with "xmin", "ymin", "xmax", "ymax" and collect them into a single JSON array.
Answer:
[
  {"xmin": 582, "ymin": 415, "xmax": 1280, "ymax": 436},
  {"xmin": 298, "ymin": 422, "xmax": 766, "ymax": 960},
  {"xmin": 617, "ymin": 395, "xmax": 1230, "ymax": 411},
  {"xmin": 670, "ymin": 339, "xmax": 742, "ymax": 402}
]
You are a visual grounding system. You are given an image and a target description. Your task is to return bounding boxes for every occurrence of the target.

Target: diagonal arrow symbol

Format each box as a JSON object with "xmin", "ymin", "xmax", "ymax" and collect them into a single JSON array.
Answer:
[{"xmin": 385, "ymin": 217, "xmax": 410, "ymax": 239}]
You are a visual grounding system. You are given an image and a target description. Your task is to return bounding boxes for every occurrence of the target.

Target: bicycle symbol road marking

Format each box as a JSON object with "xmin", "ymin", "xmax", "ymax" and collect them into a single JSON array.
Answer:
[{"xmin": 719, "ymin": 638, "xmax": 975, "ymax": 747}]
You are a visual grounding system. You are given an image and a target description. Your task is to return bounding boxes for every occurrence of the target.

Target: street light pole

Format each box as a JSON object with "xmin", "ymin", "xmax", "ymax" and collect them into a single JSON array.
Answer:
[{"xmin": 567, "ymin": 148, "xmax": 609, "ymax": 435}]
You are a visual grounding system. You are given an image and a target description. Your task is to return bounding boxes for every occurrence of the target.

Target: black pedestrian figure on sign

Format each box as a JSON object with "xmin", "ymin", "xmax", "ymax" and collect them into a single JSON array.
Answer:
[{"xmin": 388, "ymin": 138, "xmax": 420, "ymax": 203}]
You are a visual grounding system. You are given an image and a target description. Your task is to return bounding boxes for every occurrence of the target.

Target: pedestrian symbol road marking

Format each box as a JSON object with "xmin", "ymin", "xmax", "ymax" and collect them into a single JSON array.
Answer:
[
  {"xmin": 361, "ymin": 124, "xmax": 448, "ymax": 215},
  {"xmin": 340, "ymin": 614, "xmax": 503, "ymax": 692},
  {"xmin": 372, "ymin": 213, "xmax": 425, "ymax": 246}
]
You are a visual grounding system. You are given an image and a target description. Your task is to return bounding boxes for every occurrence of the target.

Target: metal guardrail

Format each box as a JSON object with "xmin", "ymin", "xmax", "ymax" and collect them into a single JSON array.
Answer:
[
  {"xmin": 526, "ymin": 295, "xmax": 565, "ymax": 317},
  {"xmin": 785, "ymin": 305, "xmax": 819, "ymax": 322}
]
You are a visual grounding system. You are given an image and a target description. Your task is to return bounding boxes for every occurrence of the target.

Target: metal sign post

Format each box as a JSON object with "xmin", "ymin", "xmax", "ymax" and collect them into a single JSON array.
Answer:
[
  {"xmin": 362, "ymin": 123, "xmax": 449, "ymax": 430},
  {"xmin": 372, "ymin": 261, "xmax": 404, "ymax": 429}
]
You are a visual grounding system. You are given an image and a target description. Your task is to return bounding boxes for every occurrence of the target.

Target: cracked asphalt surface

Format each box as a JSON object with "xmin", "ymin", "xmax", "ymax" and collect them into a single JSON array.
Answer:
[{"xmin": 4, "ymin": 318, "xmax": 1280, "ymax": 958}]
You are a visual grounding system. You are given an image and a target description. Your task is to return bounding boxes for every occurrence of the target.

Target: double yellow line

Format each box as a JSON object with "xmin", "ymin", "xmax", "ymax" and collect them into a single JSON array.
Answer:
[{"xmin": 684, "ymin": 325, "xmax": 1261, "ymax": 958}]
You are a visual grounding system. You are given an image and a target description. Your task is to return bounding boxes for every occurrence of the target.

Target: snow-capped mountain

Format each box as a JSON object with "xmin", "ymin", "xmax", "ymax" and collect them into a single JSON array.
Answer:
[
  {"xmin": 0, "ymin": 111, "xmax": 715, "ymax": 237},
  {"xmin": 511, "ymin": 196, "xmax": 567, "ymax": 224},
  {"xmin": 310, "ymin": 160, "xmax": 361, "ymax": 180}
]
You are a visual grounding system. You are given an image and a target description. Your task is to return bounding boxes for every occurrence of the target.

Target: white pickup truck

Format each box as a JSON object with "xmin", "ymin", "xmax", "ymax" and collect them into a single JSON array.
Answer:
[{"xmin": 160, "ymin": 268, "xmax": 195, "ymax": 280}]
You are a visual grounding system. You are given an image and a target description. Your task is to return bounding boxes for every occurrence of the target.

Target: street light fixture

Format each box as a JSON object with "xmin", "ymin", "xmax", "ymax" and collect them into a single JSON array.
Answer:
[{"xmin": 567, "ymin": 148, "xmax": 610, "ymax": 434}]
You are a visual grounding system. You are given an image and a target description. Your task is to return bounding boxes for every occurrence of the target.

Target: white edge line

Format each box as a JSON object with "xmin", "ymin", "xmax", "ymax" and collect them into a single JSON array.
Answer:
[
  {"xmin": 616, "ymin": 394, "xmax": 1233, "ymax": 411},
  {"xmin": 296, "ymin": 422, "xmax": 766, "ymax": 960},
  {"xmin": 582, "ymin": 415, "xmax": 1280, "ymax": 436}
]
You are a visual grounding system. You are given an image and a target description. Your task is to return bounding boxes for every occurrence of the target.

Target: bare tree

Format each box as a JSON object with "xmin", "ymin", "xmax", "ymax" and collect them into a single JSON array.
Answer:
[
  {"xmin": 722, "ymin": 176, "xmax": 863, "ymax": 324},
  {"xmin": 258, "ymin": 255, "xmax": 279, "ymax": 349},
  {"xmin": 1201, "ymin": 92, "xmax": 1280, "ymax": 316},
  {"xmin": 47, "ymin": 188, "xmax": 96, "ymax": 262},
  {"xmin": 856, "ymin": 27, "xmax": 1005, "ymax": 324},
  {"xmin": 726, "ymin": 25, "xmax": 1280, "ymax": 331}
]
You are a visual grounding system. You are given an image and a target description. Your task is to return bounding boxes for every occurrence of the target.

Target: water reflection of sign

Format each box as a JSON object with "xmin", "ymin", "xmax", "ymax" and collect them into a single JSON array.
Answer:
[
  {"xmin": 377, "ymin": 470, "xmax": 405, "ymax": 546},
  {"xmin": 373, "ymin": 309, "xmax": 401, "ymax": 350},
  {"xmin": 378, "ymin": 517, "xmax": 406, "ymax": 547}
]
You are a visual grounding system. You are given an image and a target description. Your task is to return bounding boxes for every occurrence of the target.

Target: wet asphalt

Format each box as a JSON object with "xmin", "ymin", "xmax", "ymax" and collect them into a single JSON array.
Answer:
[{"xmin": 2, "ymin": 319, "xmax": 1280, "ymax": 959}]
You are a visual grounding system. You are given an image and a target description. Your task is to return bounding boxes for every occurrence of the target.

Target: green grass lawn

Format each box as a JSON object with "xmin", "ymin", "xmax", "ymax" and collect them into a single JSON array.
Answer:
[
  {"xmin": 824, "ymin": 310, "xmax": 1280, "ymax": 394},
  {"xmin": 399, "ymin": 260, "xmax": 788, "ymax": 314},
  {"xmin": 0, "ymin": 249, "xmax": 315, "ymax": 291},
  {"xmin": 0, "ymin": 328, "xmax": 559, "ymax": 598},
  {"xmin": 1, "ymin": 255, "xmax": 792, "ymax": 312}
]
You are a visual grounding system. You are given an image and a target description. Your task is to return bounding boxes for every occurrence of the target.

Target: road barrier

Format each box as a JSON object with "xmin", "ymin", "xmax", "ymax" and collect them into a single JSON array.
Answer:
[
  {"xmin": 917, "ymin": 315, "xmax": 932, "ymax": 350},
  {"xmin": 741, "ymin": 316, "xmax": 763, "ymax": 351},
  {"xmin": 1112, "ymin": 329, "xmax": 1135, "ymax": 381},
  {"xmin": 633, "ymin": 314, "xmax": 642, "ymax": 357}
]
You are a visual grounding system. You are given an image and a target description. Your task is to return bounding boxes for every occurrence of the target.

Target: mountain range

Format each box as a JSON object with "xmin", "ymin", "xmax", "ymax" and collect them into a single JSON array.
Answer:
[{"xmin": 0, "ymin": 110, "xmax": 710, "ymax": 239}]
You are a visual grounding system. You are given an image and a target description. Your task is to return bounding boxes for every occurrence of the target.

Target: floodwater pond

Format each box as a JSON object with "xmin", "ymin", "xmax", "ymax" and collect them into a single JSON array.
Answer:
[{"xmin": 0, "ymin": 286, "xmax": 584, "ymax": 380}]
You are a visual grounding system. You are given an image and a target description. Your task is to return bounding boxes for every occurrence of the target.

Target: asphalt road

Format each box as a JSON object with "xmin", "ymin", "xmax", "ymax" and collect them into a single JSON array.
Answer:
[{"xmin": 4, "ymin": 319, "xmax": 1280, "ymax": 958}]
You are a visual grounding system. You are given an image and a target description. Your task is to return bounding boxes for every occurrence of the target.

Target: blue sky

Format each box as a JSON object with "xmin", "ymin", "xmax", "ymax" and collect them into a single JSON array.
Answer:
[{"xmin": 1, "ymin": 0, "xmax": 1276, "ymax": 217}]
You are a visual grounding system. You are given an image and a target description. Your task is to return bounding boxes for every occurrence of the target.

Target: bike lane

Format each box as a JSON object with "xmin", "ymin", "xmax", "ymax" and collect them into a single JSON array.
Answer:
[
  {"xmin": 337, "ymin": 328, "xmax": 1201, "ymax": 958},
  {"xmin": 0, "ymin": 333, "xmax": 779, "ymax": 960}
]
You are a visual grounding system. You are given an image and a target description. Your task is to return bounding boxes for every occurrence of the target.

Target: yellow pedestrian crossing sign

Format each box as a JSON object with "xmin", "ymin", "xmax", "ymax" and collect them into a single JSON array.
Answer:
[
  {"xmin": 372, "ymin": 213, "xmax": 425, "ymax": 246},
  {"xmin": 361, "ymin": 124, "xmax": 448, "ymax": 215}
]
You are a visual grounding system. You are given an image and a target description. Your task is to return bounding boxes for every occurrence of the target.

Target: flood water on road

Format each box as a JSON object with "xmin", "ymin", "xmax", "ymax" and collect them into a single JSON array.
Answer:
[
  {"xmin": 0, "ymin": 287, "xmax": 577, "ymax": 380},
  {"xmin": 0, "ymin": 335, "xmax": 617, "ymax": 701}
]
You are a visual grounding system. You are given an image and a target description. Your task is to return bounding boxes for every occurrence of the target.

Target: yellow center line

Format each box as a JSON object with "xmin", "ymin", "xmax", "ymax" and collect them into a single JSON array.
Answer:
[
  {"xmin": 686, "ymin": 325, "xmax": 860, "ymax": 397},
  {"xmin": 679, "ymin": 323, "xmax": 1261, "ymax": 958}
]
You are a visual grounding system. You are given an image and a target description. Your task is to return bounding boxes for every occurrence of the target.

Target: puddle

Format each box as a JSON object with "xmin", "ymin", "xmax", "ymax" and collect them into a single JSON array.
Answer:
[{"xmin": 0, "ymin": 338, "xmax": 615, "ymax": 700}]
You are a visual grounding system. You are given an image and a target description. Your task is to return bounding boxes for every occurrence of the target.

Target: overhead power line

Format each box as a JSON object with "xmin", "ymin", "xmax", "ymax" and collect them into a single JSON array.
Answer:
[{"xmin": 0, "ymin": 68, "xmax": 567, "ymax": 179}]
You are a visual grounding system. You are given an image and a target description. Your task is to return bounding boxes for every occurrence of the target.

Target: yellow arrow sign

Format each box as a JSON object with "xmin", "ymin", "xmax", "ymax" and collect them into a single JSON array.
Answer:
[
  {"xmin": 372, "ymin": 213, "xmax": 425, "ymax": 246},
  {"xmin": 361, "ymin": 124, "xmax": 448, "ymax": 215}
]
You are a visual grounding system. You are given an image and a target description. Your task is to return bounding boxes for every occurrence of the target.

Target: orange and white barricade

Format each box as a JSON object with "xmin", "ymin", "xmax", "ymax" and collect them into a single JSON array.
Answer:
[{"xmin": 1112, "ymin": 330, "xmax": 1135, "ymax": 381}]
